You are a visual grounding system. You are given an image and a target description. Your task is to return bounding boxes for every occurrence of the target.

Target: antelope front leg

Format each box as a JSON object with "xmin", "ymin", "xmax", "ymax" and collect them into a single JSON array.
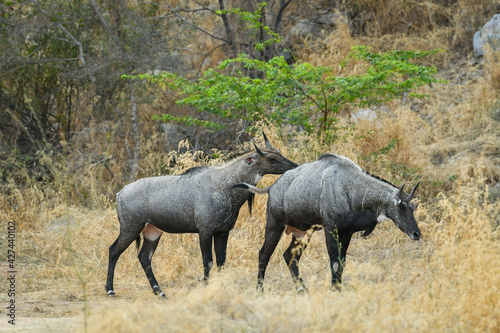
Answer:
[
  {"xmin": 324, "ymin": 226, "xmax": 343, "ymax": 287},
  {"xmin": 198, "ymin": 229, "xmax": 214, "ymax": 281},
  {"xmin": 324, "ymin": 227, "xmax": 352, "ymax": 288},
  {"xmin": 214, "ymin": 231, "xmax": 229, "ymax": 270}
]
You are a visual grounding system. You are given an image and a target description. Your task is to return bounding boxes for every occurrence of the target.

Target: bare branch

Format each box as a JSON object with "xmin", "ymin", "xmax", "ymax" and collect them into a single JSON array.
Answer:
[
  {"xmin": 218, "ymin": 0, "xmax": 236, "ymax": 56},
  {"xmin": 29, "ymin": 0, "xmax": 95, "ymax": 82},
  {"xmin": 274, "ymin": 0, "xmax": 293, "ymax": 32},
  {"xmin": 163, "ymin": 1, "xmax": 230, "ymax": 44},
  {"xmin": 195, "ymin": 43, "xmax": 228, "ymax": 78},
  {"xmin": 88, "ymin": 0, "xmax": 116, "ymax": 40}
]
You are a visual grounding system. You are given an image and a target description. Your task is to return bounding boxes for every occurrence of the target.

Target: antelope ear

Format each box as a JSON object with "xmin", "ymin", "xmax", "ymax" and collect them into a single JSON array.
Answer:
[{"xmin": 398, "ymin": 184, "xmax": 406, "ymax": 199}]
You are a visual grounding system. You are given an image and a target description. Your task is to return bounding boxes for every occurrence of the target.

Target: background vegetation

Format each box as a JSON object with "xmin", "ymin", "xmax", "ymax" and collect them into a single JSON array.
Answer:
[{"xmin": 0, "ymin": 0, "xmax": 499, "ymax": 332}]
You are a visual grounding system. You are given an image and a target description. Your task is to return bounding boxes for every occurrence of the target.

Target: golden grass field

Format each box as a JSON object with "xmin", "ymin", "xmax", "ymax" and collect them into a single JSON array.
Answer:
[{"xmin": 1, "ymin": 2, "xmax": 500, "ymax": 332}]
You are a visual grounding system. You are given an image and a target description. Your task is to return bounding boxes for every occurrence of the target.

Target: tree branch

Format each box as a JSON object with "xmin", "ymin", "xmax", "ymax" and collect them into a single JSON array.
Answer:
[
  {"xmin": 88, "ymin": 0, "xmax": 116, "ymax": 40},
  {"xmin": 195, "ymin": 43, "xmax": 228, "ymax": 78},
  {"xmin": 29, "ymin": 0, "xmax": 95, "ymax": 82},
  {"xmin": 128, "ymin": 83, "xmax": 140, "ymax": 182},
  {"xmin": 218, "ymin": 0, "xmax": 236, "ymax": 56},
  {"xmin": 163, "ymin": 1, "xmax": 231, "ymax": 44},
  {"xmin": 274, "ymin": 0, "xmax": 293, "ymax": 32}
]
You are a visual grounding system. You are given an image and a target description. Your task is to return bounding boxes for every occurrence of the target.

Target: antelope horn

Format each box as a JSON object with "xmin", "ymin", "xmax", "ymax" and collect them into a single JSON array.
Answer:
[
  {"xmin": 253, "ymin": 141, "xmax": 266, "ymax": 157},
  {"xmin": 409, "ymin": 181, "xmax": 421, "ymax": 200},
  {"xmin": 262, "ymin": 131, "xmax": 272, "ymax": 148}
]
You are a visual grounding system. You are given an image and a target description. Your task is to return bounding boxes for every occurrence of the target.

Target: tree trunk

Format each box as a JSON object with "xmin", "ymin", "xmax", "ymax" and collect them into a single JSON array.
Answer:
[{"xmin": 128, "ymin": 84, "xmax": 140, "ymax": 182}]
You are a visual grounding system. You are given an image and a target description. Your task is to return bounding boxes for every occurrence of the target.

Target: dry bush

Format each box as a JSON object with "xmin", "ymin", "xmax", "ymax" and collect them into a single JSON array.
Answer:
[
  {"xmin": 299, "ymin": 20, "xmax": 355, "ymax": 66},
  {"xmin": 484, "ymin": 45, "xmax": 500, "ymax": 90},
  {"xmin": 346, "ymin": 0, "xmax": 497, "ymax": 57},
  {"xmin": 299, "ymin": 0, "xmax": 498, "ymax": 69}
]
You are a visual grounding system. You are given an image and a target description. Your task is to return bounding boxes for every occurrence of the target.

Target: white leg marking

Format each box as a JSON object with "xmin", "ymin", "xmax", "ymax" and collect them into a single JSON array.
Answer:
[{"xmin": 332, "ymin": 262, "xmax": 340, "ymax": 273}]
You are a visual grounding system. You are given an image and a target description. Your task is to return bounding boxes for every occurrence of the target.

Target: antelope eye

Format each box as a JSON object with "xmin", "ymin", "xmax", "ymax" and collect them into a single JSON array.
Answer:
[{"xmin": 267, "ymin": 156, "xmax": 276, "ymax": 162}]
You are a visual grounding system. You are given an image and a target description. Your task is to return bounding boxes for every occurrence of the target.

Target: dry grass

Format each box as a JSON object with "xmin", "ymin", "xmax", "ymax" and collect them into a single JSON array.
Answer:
[
  {"xmin": 2, "ymin": 1, "xmax": 500, "ymax": 331},
  {"xmin": 3, "ymin": 92, "xmax": 499, "ymax": 332}
]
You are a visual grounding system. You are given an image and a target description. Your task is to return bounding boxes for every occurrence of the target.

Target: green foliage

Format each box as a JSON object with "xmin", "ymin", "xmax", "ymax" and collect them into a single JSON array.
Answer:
[
  {"xmin": 217, "ymin": 2, "xmax": 282, "ymax": 51},
  {"xmin": 132, "ymin": 46, "xmax": 442, "ymax": 136},
  {"xmin": 373, "ymin": 138, "xmax": 398, "ymax": 157},
  {"xmin": 152, "ymin": 114, "xmax": 226, "ymax": 131},
  {"xmin": 341, "ymin": 46, "xmax": 442, "ymax": 101}
]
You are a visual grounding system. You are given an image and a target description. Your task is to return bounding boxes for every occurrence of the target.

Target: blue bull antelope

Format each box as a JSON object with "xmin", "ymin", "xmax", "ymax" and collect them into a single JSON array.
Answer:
[
  {"xmin": 105, "ymin": 133, "xmax": 298, "ymax": 297},
  {"xmin": 234, "ymin": 153, "xmax": 421, "ymax": 291}
]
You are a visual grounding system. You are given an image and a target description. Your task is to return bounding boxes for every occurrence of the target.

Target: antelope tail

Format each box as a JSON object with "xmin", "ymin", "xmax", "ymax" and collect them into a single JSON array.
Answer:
[
  {"xmin": 232, "ymin": 183, "xmax": 269, "ymax": 217},
  {"xmin": 232, "ymin": 183, "xmax": 269, "ymax": 194}
]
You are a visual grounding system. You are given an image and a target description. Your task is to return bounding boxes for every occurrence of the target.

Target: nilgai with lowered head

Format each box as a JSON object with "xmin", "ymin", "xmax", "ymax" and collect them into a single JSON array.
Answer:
[
  {"xmin": 234, "ymin": 153, "xmax": 421, "ymax": 291},
  {"xmin": 105, "ymin": 133, "xmax": 298, "ymax": 297}
]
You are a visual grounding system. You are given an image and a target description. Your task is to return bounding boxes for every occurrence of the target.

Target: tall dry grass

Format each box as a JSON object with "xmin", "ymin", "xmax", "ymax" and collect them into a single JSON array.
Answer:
[{"xmin": 3, "ymin": 92, "xmax": 499, "ymax": 332}]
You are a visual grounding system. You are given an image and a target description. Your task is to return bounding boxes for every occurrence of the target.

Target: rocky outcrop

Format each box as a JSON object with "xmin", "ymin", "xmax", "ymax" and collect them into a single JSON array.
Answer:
[{"xmin": 473, "ymin": 14, "xmax": 500, "ymax": 57}]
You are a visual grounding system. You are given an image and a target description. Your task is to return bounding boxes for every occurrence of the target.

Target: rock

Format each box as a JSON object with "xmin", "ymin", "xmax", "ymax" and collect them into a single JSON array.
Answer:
[
  {"xmin": 350, "ymin": 108, "xmax": 377, "ymax": 122},
  {"xmin": 159, "ymin": 123, "xmax": 187, "ymax": 151},
  {"xmin": 285, "ymin": 11, "xmax": 350, "ymax": 49},
  {"xmin": 288, "ymin": 19, "xmax": 321, "ymax": 40},
  {"xmin": 312, "ymin": 11, "xmax": 348, "ymax": 27},
  {"xmin": 473, "ymin": 14, "xmax": 500, "ymax": 57},
  {"xmin": 279, "ymin": 49, "xmax": 294, "ymax": 65}
]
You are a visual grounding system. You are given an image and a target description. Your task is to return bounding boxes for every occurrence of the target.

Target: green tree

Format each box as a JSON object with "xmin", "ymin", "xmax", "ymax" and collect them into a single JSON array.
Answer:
[{"xmin": 137, "ymin": 45, "xmax": 441, "ymax": 136}]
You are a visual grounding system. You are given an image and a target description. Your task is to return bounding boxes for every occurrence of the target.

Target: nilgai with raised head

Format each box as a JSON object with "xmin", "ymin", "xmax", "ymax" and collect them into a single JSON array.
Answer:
[
  {"xmin": 105, "ymin": 133, "xmax": 298, "ymax": 297},
  {"xmin": 234, "ymin": 153, "xmax": 421, "ymax": 291}
]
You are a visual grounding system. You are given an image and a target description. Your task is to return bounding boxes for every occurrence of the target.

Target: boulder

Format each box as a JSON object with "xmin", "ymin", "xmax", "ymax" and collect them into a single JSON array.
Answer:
[
  {"xmin": 350, "ymin": 108, "xmax": 377, "ymax": 122},
  {"xmin": 312, "ymin": 11, "xmax": 348, "ymax": 27},
  {"xmin": 473, "ymin": 14, "xmax": 500, "ymax": 57},
  {"xmin": 159, "ymin": 123, "xmax": 187, "ymax": 151},
  {"xmin": 288, "ymin": 19, "xmax": 321, "ymax": 40}
]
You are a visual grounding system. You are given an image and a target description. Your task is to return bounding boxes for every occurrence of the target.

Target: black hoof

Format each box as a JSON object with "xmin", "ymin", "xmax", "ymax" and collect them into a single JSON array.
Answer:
[
  {"xmin": 153, "ymin": 288, "xmax": 167, "ymax": 298},
  {"xmin": 331, "ymin": 284, "xmax": 341, "ymax": 292}
]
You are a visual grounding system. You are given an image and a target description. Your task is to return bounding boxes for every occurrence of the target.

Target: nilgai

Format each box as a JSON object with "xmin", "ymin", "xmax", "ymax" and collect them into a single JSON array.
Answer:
[
  {"xmin": 234, "ymin": 153, "xmax": 421, "ymax": 291},
  {"xmin": 105, "ymin": 133, "xmax": 298, "ymax": 297}
]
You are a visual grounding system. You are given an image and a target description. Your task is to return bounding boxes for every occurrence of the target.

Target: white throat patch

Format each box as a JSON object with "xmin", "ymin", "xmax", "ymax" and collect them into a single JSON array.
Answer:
[
  {"xmin": 254, "ymin": 173, "xmax": 262, "ymax": 183},
  {"xmin": 377, "ymin": 214, "xmax": 389, "ymax": 223}
]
